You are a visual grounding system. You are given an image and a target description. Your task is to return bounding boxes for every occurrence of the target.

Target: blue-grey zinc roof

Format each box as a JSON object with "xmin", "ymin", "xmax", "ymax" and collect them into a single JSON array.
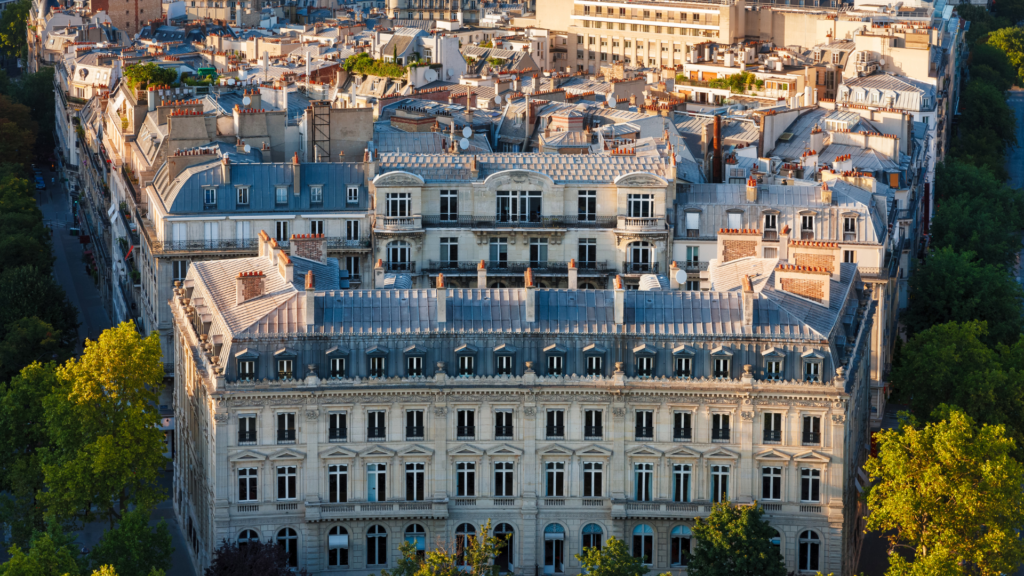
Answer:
[{"xmin": 164, "ymin": 161, "xmax": 368, "ymax": 214}]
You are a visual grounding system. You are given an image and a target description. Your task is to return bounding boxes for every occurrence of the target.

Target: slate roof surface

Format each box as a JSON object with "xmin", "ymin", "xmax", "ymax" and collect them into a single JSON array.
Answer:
[
  {"xmin": 378, "ymin": 153, "xmax": 672, "ymax": 183},
  {"xmin": 771, "ymin": 108, "xmax": 829, "ymax": 160},
  {"xmin": 187, "ymin": 260, "xmax": 853, "ymax": 341}
]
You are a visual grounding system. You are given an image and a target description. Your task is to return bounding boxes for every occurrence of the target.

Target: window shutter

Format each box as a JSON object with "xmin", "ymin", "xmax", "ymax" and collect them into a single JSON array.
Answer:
[{"xmin": 685, "ymin": 212, "xmax": 699, "ymax": 230}]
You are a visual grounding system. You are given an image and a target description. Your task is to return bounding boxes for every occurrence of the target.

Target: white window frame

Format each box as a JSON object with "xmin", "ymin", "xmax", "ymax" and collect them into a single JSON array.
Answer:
[
  {"xmin": 456, "ymin": 461, "xmax": 476, "ymax": 497},
  {"xmin": 347, "ymin": 185, "xmax": 359, "ymax": 203},
  {"xmin": 582, "ymin": 461, "xmax": 603, "ymax": 497},
  {"xmin": 545, "ymin": 461, "xmax": 565, "ymax": 497},
  {"xmin": 276, "ymin": 465, "xmax": 297, "ymax": 500},
  {"xmin": 238, "ymin": 467, "xmax": 258, "ymax": 502},
  {"xmin": 762, "ymin": 466, "xmax": 782, "ymax": 500},
  {"xmin": 310, "ymin": 185, "xmax": 323, "ymax": 203},
  {"xmin": 800, "ymin": 468, "xmax": 821, "ymax": 503}
]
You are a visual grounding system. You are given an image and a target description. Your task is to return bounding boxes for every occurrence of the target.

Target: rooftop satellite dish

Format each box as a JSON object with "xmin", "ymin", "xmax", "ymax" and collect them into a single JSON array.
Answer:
[
  {"xmin": 228, "ymin": 78, "xmax": 236, "ymax": 85},
  {"xmin": 243, "ymin": 144, "xmax": 251, "ymax": 153},
  {"xmin": 608, "ymin": 96, "xmax": 617, "ymax": 109},
  {"xmin": 494, "ymin": 93, "xmax": 501, "ymax": 104},
  {"xmin": 459, "ymin": 138, "xmax": 469, "ymax": 150},
  {"xmin": 674, "ymin": 269, "xmax": 688, "ymax": 286},
  {"xmin": 462, "ymin": 126, "xmax": 472, "ymax": 138},
  {"xmin": 242, "ymin": 96, "xmax": 251, "ymax": 105}
]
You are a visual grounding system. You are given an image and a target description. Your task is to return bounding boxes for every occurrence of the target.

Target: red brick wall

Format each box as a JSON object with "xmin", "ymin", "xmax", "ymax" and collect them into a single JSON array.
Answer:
[
  {"xmin": 294, "ymin": 238, "xmax": 325, "ymax": 263},
  {"xmin": 241, "ymin": 276, "xmax": 263, "ymax": 301},
  {"xmin": 793, "ymin": 252, "xmax": 835, "ymax": 272},
  {"xmin": 780, "ymin": 278, "xmax": 824, "ymax": 302},
  {"xmin": 723, "ymin": 240, "xmax": 757, "ymax": 262}
]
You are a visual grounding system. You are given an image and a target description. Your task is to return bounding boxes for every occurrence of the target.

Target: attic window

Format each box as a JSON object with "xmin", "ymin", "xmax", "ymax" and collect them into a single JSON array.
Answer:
[{"xmin": 778, "ymin": 132, "xmax": 795, "ymax": 142}]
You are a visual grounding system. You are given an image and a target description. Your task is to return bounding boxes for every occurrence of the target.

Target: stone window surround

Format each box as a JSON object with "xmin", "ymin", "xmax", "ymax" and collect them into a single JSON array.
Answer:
[{"xmin": 762, "ymin": 347, "xmax": 786, "ymax": 380}]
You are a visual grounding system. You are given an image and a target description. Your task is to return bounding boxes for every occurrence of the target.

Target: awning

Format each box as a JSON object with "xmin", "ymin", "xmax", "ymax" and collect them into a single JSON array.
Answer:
[
  {"xmin": 544, "ymin": 533, "xmax": 564, "ymax": 541},
  {"xmin": 329, "ymin": 534, "xmax": 349, "ymax": 550}
]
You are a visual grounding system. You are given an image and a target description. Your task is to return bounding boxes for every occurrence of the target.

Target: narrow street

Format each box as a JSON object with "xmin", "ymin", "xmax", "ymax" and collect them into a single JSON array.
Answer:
[
  {"xmin": 35, "ymin": 172, "xmax": 196, "ymax": 576},
  {"xmin": 854, "ymin": 404, "xmax": 904, "ymax": 576}
]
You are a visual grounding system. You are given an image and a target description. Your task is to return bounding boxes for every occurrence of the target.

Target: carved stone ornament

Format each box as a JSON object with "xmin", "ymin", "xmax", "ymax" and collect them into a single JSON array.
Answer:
[
  {"xmin": 434, "ymin": 407, "xmax": 448, "ymax": 417},
  {"xmin": 306, "ymin": 410, "xmax": 319, "ymax": 420},
  {"xmin": 740, "ymin": 411, "xmax": 754, "ymax": 421},
  {"xmin": 831, "ymin": 414, "xmax": 846, "ymax": 424},
  {"xmin": 436, "ymin": 361, "xmax": 446, "ymax": 373},
  {"xmin": 523, "ymin": 407, "xmax": 537, "ymax": 417},
  {"xmin": 616, "ymin": 174, "xmax": 665, "ymax": 188},
  {"xmin": 213, "ymin": 413, "xmax": 229, "ymax": 422},
  {"xmin": 375, "ymin": 171, "xmax": 423, "ymax": 187},
  {"xmin": 612, "ymin": 407, "xmax": 626, "ymax": 417}
]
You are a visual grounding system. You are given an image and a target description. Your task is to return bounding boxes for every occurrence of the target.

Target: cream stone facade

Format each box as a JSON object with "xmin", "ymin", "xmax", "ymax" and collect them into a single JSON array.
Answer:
[{"xmin": 172, "ymin": 232, "xmax": 874, "ymax": 576}]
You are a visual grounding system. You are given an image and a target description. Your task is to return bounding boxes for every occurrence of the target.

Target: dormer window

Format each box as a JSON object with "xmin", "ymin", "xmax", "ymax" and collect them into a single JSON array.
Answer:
[
  {"xmin": 843, "ymin": 217, "xmax": 856, "ymax": 240},
  {"xmin": 204, "ymin": 188, "xmax": 217, "ymax": 207},
  {"xmin": 674, "ymin": 357, "xmax": 691, "ymax": 377},
  {"xmin": 713, "ymin": 358, "xmax": 730, "ymax": 379},
  {"xmin": 277, "ymin": 359, "xmax": 294, "ymax": 379},
  {"xmin": 805, "ymin": 361, "xmax": 821, "ymax": 382},
  {"xmin": 458, "ymin": 355, "xmax": 475, "ymax": 376},
  {"xmin": 367, "ymin": 346, "xmax": 389, "ymax": 378},
  {"xmin": 238, "ymin": 360, "xmax": 256, "ymax": 381},
  {"xmin": 347, "ymin": 186, "xmax": 359, "ymax": 203},
  {"xmin": 237, "ymin": 187, "xmax": 249, "ymax": 205},
  {"xmin": 331, "ymin": 357, "xmax": 346, "ymax": 378},
  {"xmin": 311, "ymin": 185, "xmax": 323, "ymax": 203},
  {"xmin": 762, "ymin": 348, "xmax": 784, "ymax": 380},
  {"xmin": 276, "ymin": 186, "xmax": 288, "ymax": 206}
]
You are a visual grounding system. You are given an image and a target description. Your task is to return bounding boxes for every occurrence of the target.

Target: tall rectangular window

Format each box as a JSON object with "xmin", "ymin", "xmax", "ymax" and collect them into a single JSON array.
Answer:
[
  {"xmin": 329, "ymin": 412, "xmax": 347, "ymax": 442},
  {"xmin": 277, "ymin": 359, "xmax": 294, "ymax": 379},
  {"xmin": 545, "ymin": 461, "xmax": 565, "ymax": 496},
  {"xmin": 310, "ymin": 186, "xmax": 323, "ymax": 203},
  {"xmin": 346, "ymin": 220, "xmax": 359, "ymax": 241},
  {"xmin": 369, "ymin": 357, "xmax": 386, "ymax": 378},
  {"xmin": 765, "ymin": 358, "xmax": 782, "ymax": 380},
  {"xmin": 367, "ymin": 410, "xmax": 386, "ymax": 441},
  {"xmin": 367, "ymin": 463, "xmax": 386, "ymax": 502},
  {"xmin": 275, "ymin": 220, "xmax": 289, "ymax": 242},
  {"xmin": 238, "ymin": 468, "xmax": 258, "ymax": 501},
  {"xmin": 386, "ymin": 193, "xmax": 411, "ymax": 217},
  {"xmin": 406, "ymin": 462, "xmax": 425, "ymax": 501},
  {"xmin": 494, "ymin": 410, "xmax": 514, "ymax": 439},
  {"xmin": 529, "ymin": 238, "xmax": 548, "ymax": 267},
  {"xmin": 672, "ymin": 464, "xmax": 691, "ymax": 502},
  {"xmin": 238, "ymin": 360, "xmax": 256, "ymax": 381},
  {"xmin": 458, "ymin": 355, "xmax": 475, "ymax": 376},
  {"xmin": 489, "ymin": 237, "xmax": 508, "ymax": 268},
  {"xmin": 578, "ymin": 238, "xmax": 597, "ymax": 268},
  {"xmin": 277, "ymin": 413, "xmax": 295, "ymax": 444},
  {"xmin": 627, "ymin": 194, "xmax": 653, "ymax": 218},
  {"xmin": 328, "ymin": 464, "xmax": 348, "ymax": 502},
  {"xmin": 685, "ymin": 212, "xmax": 699, "ymax": 237},
  {"xmin": 238, "ymin": 415, "xmax": 257, "ymax": 445},
  {"xmin": 456, "ymin": 462, "xmax": 476, "ymax": 496},
  {"xmin": 204, "ymin": 188, "xmax": 217, "ymax": 206},
  {"xmin": 673, "ymin": 412, "xmax": 692, "ymax": 441},
  {"xmin": 307, "ymin": 219, "xmax": 324, "ymax": 236},
  {"xmin": 172, "ymin": 260, "xmax": 190, "ymax": 283},
  {"xmin": 547, "ymin": 355, "xmax": 563, "ymax": 375},
  {"xmin": 586, "ymin": 356, "xmax": 602, "ymax": 375},
  {"xmin": 763, "ymin": 413, "xmax": 782, "ymax": 443},
  {"xmin": 407, "ymin": 356, "xmax": 423, "ymax": 376},
  {"xmin": 636, "ymin": 357, "xmax": 654, "ymax": 377},
  {"xmin": 803, "ymin": 416, "xmax": 821, "ymax": 445},
  {"xmin": 801, "ymin": 215, "xmax": 815, "ymax": 240},
  {"xmin": 674, "ymin": 357, "xmax": 692, "ymax": 377},
  {"xmin": 440, "ymin": 190, "xmax": 458, "ymax": 221},
  {"xmin": 762, "ymin": 466, "xmax": 782, "ymax": 500},
  {"xmin": 347, "ymin": 185, "xmax": 359, "ymax": 203},
  {"xmin": 277, "ymin": 466, "xmax": 297, "ymax": 500},
  {"xmin": 236, "ymin": 187, "xmax": 249, "ymax": 205},
  {"xmin": 496, "ymin": 355, "xmax": 512, "ymax": 375},
  {"xmin": 635, "ymin": 410, "xmax": 654, "ymax": 439},
  {"xmin": 330, "ymin": 358, "xmax": 346, "ymax": 378},
  {"xmin": 494, "ymin": 462, "xmax": 514, "ymax": 496},
  {"xmin": 583, "ymin": 462, "xmax": 603, "ymax": 497},
  {"xmin": 711, "ymin": 465, "xmax": 729, "ymax": 503},
  {"xmin": 440, "ymin": 237, "xmax": 458, "ymax": 265},
  {"xmin": 345, "ymin": 257, "xmax": 360, "ymax": 281},
  {"xmin": 634, "ymin": 463, "xmax": 653, "ymax": 501},
  {"xmin": 406, "ymin": 410, "xmax": 424, "ymax": 439},
  {"xmin": 275, "ymin": 187, "xmax": 288, "ymax": 205},
  {"xmin": 546, "ymin": 410, "xmax": 564, "ymax": 439},
  {"xmin": 801, "ymin": 468, "xmax": 821, "ymax": 502},
  {"xmin": 578, "ymin": 190, "xmax": 596, "ymax": 222},
  {"xmin": 584, "ymin": 410, "xmax": 603, "ymax": 439},
  {"xmin": 712, "ymin": 414, "xmax": 730, "ymax": 442},
  {"xmin": 457, "ymin": 409, "xmax": 476, "ymax": 439}
]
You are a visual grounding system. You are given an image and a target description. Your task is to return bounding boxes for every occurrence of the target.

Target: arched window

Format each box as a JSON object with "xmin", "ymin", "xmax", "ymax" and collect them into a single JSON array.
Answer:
[
  {"xmin": 632, "ymin": 524, "xmax": 653, "ymax": 565},
  {"xmin": 328, "ymin": 526, "xmax": 349, "ymax": 566},
  {"xmin": 670, "ymin": 526, "xmax": 691, "ymax": 567},
  {"xmin": 543, "ymin": 524, "xmax": 565, "ymax": 574},
  {"xmin": 489, "ymin": 281, "xmax": 508, "ymax": 288},
  {"xmin": 237, "ymin": 529, "xmax": 258, "ymax": 548},
  {"xmin": 582, "ymin": 523, "xmax": 603, "ymax": 551},
  {"xmin": 276, "ymin": 528, "xmax": 298, "ymax": 567},
  {"xmin": 627, "ymin": 241, "xmax": 652, "ymax": 273},
  {"xmin": 767, "ymin": 527, "xmax": 781, "ymax": 551},
  {"xmin": 494, "ymin": 523, "xmax": 515, "ymax": 573},
  {"xmin": 367, "ymin": 525, "xmax": 388, "ymax": 566},
  {"xmin": 798, "ymin": 530, "xmax": 820, "ymax": 572},
  {"xmin": 579, "ymin": 282, "xmax": 596, "ymax": 290},
  {"xmin": 387, "ymin": 241, "xmax": 411, "ymax": 270},
  {"xmin": 456, "ymin": 523, "xmax": 476, "ymax": 566},
  {"xmin": 406, "ymin": 524, "xmax": 426, "ymax": 559}
]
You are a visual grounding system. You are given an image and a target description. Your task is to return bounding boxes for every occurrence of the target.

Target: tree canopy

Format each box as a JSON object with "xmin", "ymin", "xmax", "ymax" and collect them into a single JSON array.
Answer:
[
  {"xmin": 865, "ymin": 408, "xmax": 1024, "ymax": 575},
  {"xmin": 929, "ymin": 182, "xmax": 1024, "ymax": 268},
  {"xmin": 989, "ymin": 26, "xmax": 1024, "ymax": 86},
  {"xmin": 40, "ymin": 323, "xmax": 168, "ymax": 527},
  {"xmin": 901, "ymin": 247, "xmax": 1024, "ymax": 345},
  {"xmin": 0, "ymin": 0, "xmax": 30, "ymax": 58},
  {"xmin": 575, "ymin": 537, "xmax": 656, "ymax": 576},
  {"xmin": 122, "ymin": 63, "xmax": 178, "ymax": 90},
  {"xmin": 87, "ymin": 507, "xmax": 173, "ymax": 576},
  {"xmin": 688, "ymin": 502, "xmax": 786, "ymax": 576}
]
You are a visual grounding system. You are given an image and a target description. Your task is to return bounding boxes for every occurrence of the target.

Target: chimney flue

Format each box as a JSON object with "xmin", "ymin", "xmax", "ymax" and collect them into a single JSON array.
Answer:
[
  {"xmin": 436, "ymin": 273, "xmax": 447, "ymax": 324},
  {"xmin": 713, "ymin": 114, "xmax": 723, "ymax": 183}
]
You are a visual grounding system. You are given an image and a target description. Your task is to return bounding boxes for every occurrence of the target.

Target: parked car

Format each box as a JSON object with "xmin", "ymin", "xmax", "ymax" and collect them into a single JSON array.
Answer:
[{"xmin": 34, "ymin": 177, "xmax": 45, "ymax": 190}]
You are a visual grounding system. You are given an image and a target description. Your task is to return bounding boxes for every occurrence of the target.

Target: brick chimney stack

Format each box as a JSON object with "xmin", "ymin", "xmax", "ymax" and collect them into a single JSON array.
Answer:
[
  {"xmin": 236, "ymin": 271, "xmax": 265, "ymax": 305},
  {"xmin": 713, "ymin": 114, "xmax": 723, "ymax": 183},
  {"xmin": 567, "ymin": 258, "xmax": 578, "ymax": 290},
  {"xmin": 741, "ymin": 274, "xmax": 754, "ymax": 326},
  {"xmin": 613, "ymin": 275, "xmax": 625, "ymax": 324},
  {"xmin": 524, "ymin": 268, "xmax": 536, "ymax": 323},
  {"xmin": 292, "ymin": 152, "xmax": 301, "ymax": 197},
  {"xmin": 436, "ymin": 273, "xmax": 447, "ymax": 324},
  {"xmin": 477, "ymin": 259, "xmax": 487, "ymax": 288},
  {"xmin": 290, "ymin": 233, "xmax": 327, "ymax": 263}
]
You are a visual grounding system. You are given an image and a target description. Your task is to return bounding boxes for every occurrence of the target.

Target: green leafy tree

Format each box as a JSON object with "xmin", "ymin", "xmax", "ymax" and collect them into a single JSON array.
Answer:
[
  {"xmin": 989, "ymin": 27, "xmax": 1024, "ymax": 86},
  {"xmin": 688, "ymin": 502, "xmax": 786, "ymax": 576},
  {"xmin": 902, "ymin": 248, "xmax": 1024, "ymax": 345},
  {"xmin": 576, "ymin": 537, "xmax": 655, "ymax": 576},
  {"xmin": 969, "ymin": 43, "xmax": 1018, "ymax": 91},
  {"xmin": 9, "ymin": 69, "xmax": 55, "ymax": 160},
  {"xmin": 930, "ymin": 184, "xmax": 1024, "ymax": 268},
  {"xmin": 0, "ymin": 317, "xmax": 63, "ymax": 383},
  {"xmin": 87, "ymin": 507, "xmax": 173, "ymax": 576},
  {"xmin": 204, "ymin": 539, "xmax": 308, "ymax": 576},
  {"xmin": 934, "ymin": 160, "xmax": 1006, "ymax": 203},
  {"xmin": 0, "ymin": 266, "xmax": 79, "ymax": 350},
  {"xmin": 121, "ymin": 63, "xmax": 177, "ymax": 90},
  {"xmin": 40, "ymin": 323, "xmax": 167, "ymax": 528},
  {"xmin": 959, "ymin": 81, "xmax": 1017, "ymax": 147},
  {"xmin": 891, "ymin": 321, "xmax": 1024, "ymax": 459},
  {"xmin": 0, "ymin": 0, "xmax": 30, "ymax": 57},
  {"xmin": 0, "ymin": 520, "xmax": 84, "ymax": 576},
  {"xmin": 865, "ymin": 408, "xmax": 1024, "ymax": 575},
  {"xmin": 0, "ymin": 362, "xmax": 60, "ymax": 547}
]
